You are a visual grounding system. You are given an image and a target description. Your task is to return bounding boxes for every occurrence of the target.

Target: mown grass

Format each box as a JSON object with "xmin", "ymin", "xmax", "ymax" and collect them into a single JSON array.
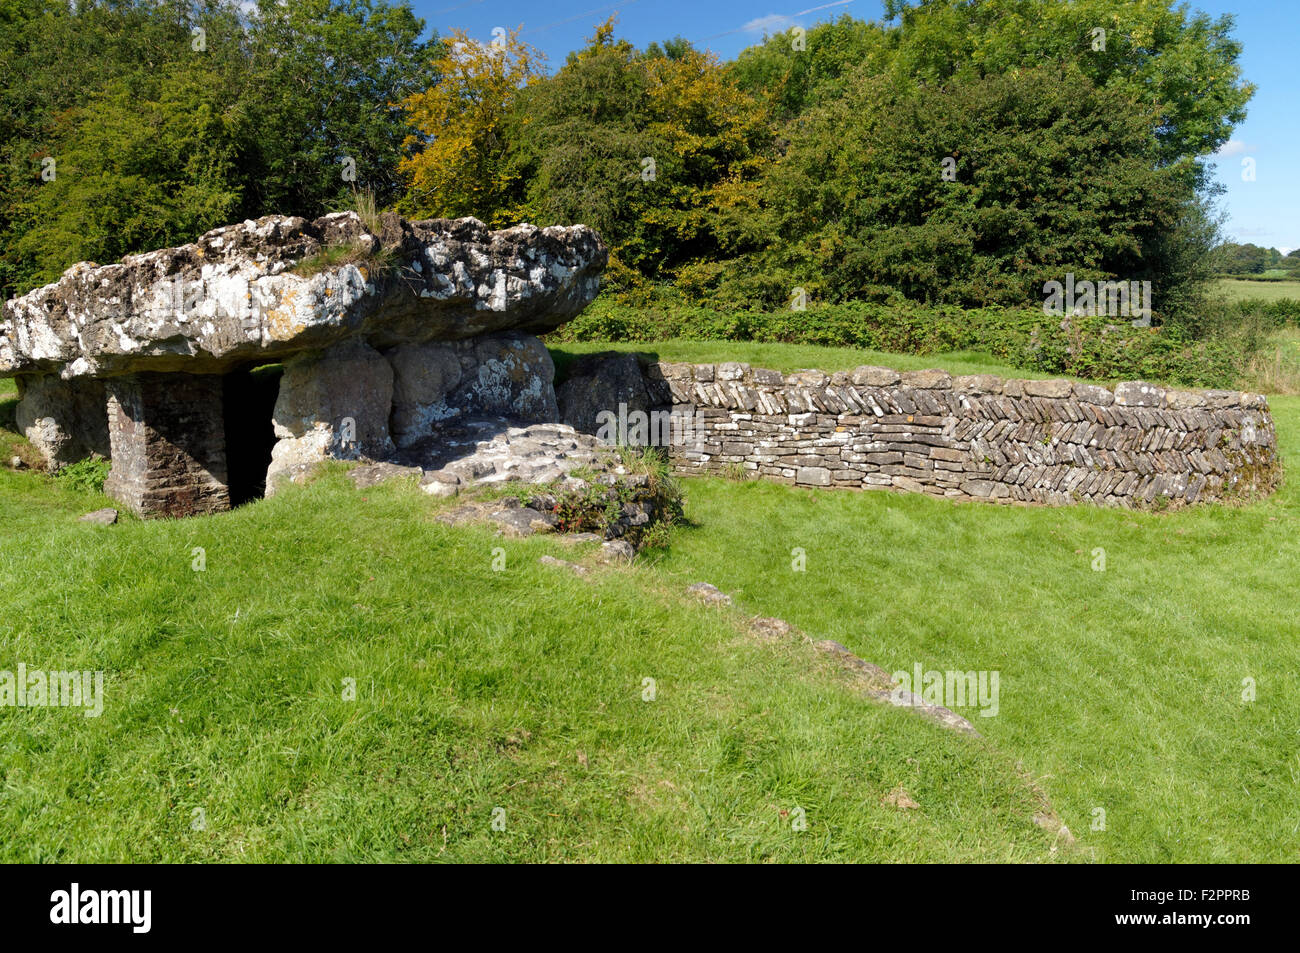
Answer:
[
  {"xmin": 3, "ymin": 338, "xmax": 1296, "ymax": 863},
  {"xmin": 0, "ymin": 390, "xmax": 1058, "ymax": 861},
  {"xmin": 643, "ymin": 393, "xmax": 1300, "ymax": 863},
  {"xmin": 550, "ymin": 340, "xmax": 1300, "ymax": 861},
  {"xmin": 552, "ymin": 340, "xmax": 1054, "ymax": 381}
]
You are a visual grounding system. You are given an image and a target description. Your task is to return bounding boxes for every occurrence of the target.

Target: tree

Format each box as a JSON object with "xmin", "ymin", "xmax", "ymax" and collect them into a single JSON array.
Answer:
[
  {"xmin": 505, "ymin": 21, "xmax": 769, "ymax": 280},
  {"xmin": 0, "ymin": 0, "xmax": 243, "ymax": 294},
  {"xmin": 881, "ymin": 0, "xmax": 1254, "ymax": 164},
  {"xmin": 9, "ymin": 62, "xmax": 247, "ymax": 287},
  {"xmin": 0, "ymin": 0, "xmax": 432, "ymax": 297},
  {"xmin": 1216, "ymin": 243, "xmax": 1269, "ymax": 274},
  {"xmin": 730, "ymin": 15, "xmax": 886, "ymax": 123},
  {"xmin": 244, "ymin": 0, "xmax": 433, "ymax": 217},
  {"xmin": 711, "ymin": 66, "xmax": 1199, "ymax": 312},
  {"xmin": 397, "ymin": 27, "xmax": 540, "ymax": 224}
]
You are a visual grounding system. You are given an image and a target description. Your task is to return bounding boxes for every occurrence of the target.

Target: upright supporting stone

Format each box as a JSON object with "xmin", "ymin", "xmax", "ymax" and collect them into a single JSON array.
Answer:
[
  {"xmin": 104, "ymin": 373, "xmax": 230, "ymax": 517},
  {"xmin": 14, "ymin": 374, "xmax": 109, "ymax": 470},
  {"xmin": 266, "ymin": 340, "xmax": 395, "ymax": 493}
]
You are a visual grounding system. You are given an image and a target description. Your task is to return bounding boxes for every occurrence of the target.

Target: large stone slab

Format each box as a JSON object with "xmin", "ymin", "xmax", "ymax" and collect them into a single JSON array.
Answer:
[{"xmin": 1, "ymin": 213, "xmax": 606, "ymax": 379}]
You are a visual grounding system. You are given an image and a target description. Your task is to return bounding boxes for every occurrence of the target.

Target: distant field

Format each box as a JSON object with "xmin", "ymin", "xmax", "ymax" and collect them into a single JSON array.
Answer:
[{"xmin": 1214, "ymin": 278, "xmax": 1300, "ymax": 303}]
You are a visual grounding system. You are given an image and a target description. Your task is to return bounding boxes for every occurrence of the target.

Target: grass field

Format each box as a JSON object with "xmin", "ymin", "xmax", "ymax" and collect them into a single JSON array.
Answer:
[
  {"xmin": 1214, "ymin": 277, "xmax": 1300, "ymax": 303},
  {"xmin": 647, "ymin": 411, "xmax": 1300, "ymax": 862},
  {"xmin": 552, "ymin": 340, "xmax": 1052, "ymax": 380},
  {"xmin": 2, "ymin": 347, "xmax": 1297, "ymax": 862}
]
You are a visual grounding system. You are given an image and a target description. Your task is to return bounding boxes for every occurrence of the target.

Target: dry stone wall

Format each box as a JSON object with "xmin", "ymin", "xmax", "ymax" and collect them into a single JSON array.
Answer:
[{"xmin": 640, "ymin": 361, "xmax": 1279, "ymax": 507}]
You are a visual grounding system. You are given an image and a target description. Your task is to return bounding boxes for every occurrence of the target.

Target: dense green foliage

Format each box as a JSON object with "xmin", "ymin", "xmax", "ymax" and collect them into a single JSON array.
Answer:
[
  {"xmin": 398, "ymin": 1, "xmax": 1252, "ymax": 325},
  {"xmin": 703, "ymin": 67, "xmax": 1202, "ymax": 312},
  {"xmin": 550, "ymin": 298, "xmax": 1262, "ymax": 388},
  {"xmin": 0, "ymin": 0, "xmax": 433, "ymax": 296}
]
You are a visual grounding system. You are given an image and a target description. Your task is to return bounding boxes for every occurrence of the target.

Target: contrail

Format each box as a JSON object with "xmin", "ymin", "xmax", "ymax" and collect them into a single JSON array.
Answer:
[{"xmin": 519, "ymin": 1, "xmax": 642, "ymax": 38}]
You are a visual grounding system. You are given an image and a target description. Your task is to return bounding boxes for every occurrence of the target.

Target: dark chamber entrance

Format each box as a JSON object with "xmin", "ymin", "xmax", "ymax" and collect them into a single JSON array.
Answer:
[{"xmin": 222, "ymin": 364, "xmax": 282, "ymax": 506}]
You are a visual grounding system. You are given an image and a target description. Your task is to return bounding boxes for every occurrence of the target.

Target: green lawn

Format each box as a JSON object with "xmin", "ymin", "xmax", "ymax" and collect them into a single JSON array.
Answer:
[
  {"xmin": 648, "ymin": 403, "xmax": 1300, "ymax": 862},
  {"xmin": 2, "ymin": 343, "xmax": 1297, "ymax": 862},
  {"xmin": 553, "ymin": 340, "xmax": 1055, "ymax": 380},
  {"xmin": 0, "ymin": 374, "xmax": 1058, "ymax": 862}
]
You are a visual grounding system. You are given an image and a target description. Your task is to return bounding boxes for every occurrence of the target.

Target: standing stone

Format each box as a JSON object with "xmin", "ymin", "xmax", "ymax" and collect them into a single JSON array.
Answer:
[
  {"xmin": 104, "ymin": 373, "xmax": 229, "ymax": 517},
  {"xmin": 266, "ymin": 340, "xmax": 395, "ymax": 492},
  {"xmin": 14, "ymin": 374, "xmax": 109, "ymax": 470},
  {"xmin": 387, "ymin": 332, "xmax": 558, "ymax": 448},
  {"xmin": 387, "ymin": 342, "xmax": 463, "ymax": 449},
  {"xmin": 452, "ymin": 332, "xmax": 558, "ymax": 423}
]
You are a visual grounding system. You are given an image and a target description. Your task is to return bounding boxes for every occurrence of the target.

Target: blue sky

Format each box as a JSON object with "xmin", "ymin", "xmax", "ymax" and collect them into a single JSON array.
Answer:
[{"xmin": 410, "ymin": 0, "xmax": 1298, "ymax": 252}]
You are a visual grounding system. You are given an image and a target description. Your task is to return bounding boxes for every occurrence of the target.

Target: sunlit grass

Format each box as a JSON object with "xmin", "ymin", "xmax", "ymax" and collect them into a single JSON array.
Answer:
[
  {"xmin": 2, "ymin": 343, "xmax": 1294, "ymax": 862},
  {"xmin": 0, "ymin": 399, "xmax": 1056, "ymax": 861}
]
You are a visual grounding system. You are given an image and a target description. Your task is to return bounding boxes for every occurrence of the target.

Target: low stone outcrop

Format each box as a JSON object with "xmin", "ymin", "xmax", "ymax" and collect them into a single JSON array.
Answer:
[
  {"xmin": 3, "ymin": 212, "xmax": 607, "ymax": 516},
  {"xmin": 401, "ymin": 418, "xmax": 610, "ymax": 492},
  {"xmin": 435, "ymin": 464, "xmax": 679, "ymax": 547}
]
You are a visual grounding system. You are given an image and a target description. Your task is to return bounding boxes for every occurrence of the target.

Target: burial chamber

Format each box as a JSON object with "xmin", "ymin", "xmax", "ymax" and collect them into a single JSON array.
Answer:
[{"xmin": 2, "ymin": 212, "xmax": 607, "ymax": 516}]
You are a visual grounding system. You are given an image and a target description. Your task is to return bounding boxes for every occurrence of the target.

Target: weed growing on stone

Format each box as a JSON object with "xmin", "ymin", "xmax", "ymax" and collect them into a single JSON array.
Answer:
[
  {"xmin": 290, "ymin": 240, "xmax": 396, "ymax": 280},
  {"xmin": 54, "ymin": 456, "xmax": 110, "ymax": 493}
]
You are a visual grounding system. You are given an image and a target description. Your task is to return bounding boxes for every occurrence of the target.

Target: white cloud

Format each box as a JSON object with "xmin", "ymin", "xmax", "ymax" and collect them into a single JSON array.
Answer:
[
  {"xmin": 1214, "ymin": 139, "xmax": 1257, "ymax": 158},
  {"xmin": 741, "ymin": 14, "xmax": 797, "ymax": 35}
]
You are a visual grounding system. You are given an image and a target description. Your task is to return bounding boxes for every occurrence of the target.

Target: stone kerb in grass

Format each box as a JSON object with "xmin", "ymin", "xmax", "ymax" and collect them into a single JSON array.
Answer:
[{"xmin": 613, "ymin": 359, "xmax": 1280, "ymax": 508}]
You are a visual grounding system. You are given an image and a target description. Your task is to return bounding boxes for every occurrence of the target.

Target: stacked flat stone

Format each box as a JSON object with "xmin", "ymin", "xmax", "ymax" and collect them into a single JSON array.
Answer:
[{"xmin": 644, "ymin": 362, "xmax": 1279, "ymax": 507}]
